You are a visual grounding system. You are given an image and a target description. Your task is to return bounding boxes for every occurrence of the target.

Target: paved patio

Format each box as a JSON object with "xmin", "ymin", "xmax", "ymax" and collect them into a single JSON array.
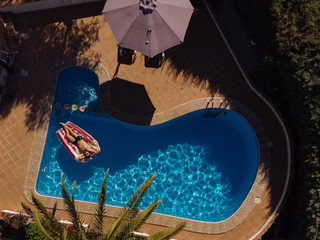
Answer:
[{"xmin": 0, "ymin": 1, "xmax": 291, "ymax": 239}]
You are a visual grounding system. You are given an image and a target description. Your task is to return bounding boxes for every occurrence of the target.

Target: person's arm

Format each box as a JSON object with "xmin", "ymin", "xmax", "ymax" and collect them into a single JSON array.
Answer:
[
  {"xmin": 88, "ymin": 142, "xmax": 99, "ymax": 152},
  {"xmin": 76, "ymin": 153, "xmax": 85, "ymax": 161},
  {"xmin": 89, "ymin": 151, "xmax": 97, "ymax": 158},
  {"xmin": 85, "ymin": 143, "xmax": 98, "ymax": 157}
]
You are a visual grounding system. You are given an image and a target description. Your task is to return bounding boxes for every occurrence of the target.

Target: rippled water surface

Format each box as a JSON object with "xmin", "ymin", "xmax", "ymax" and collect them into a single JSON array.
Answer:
[{"xmin": 36, "ymin": 67, "xmax": 259, "ymax": 222}]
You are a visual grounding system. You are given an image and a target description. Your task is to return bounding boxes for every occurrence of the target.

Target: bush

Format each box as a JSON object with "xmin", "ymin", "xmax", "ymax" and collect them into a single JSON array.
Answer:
[
  {"xmin": 253, "ymin": 55, "xmax": 276, "ymax": 79},
  {"xmin": 26, "ymin": 223, "xmax": 47, "ymax": 240},
  {"xmin": 271, "ymin": 0, "xmax": 320, "ymax": 239}
]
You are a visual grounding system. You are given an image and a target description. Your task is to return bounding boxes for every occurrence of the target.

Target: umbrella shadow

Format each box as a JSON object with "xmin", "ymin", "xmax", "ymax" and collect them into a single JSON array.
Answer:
[
  {"xmin": 99, "ymin": 67, "xmax": 156, "ymax": 125},
  {"xmin": 109, "ymin": 78, "xmax": 155, "ymax": 116}
]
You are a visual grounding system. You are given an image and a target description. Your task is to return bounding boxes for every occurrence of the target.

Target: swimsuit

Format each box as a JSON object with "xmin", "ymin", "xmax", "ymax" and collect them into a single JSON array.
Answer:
[{"xmin": 73, "ymin": 135, "xmax": 82, "ymax": 145}]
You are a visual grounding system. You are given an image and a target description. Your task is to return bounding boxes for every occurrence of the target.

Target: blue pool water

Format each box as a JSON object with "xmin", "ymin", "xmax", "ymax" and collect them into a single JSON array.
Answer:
[{"xmin": 36, "ymin": 66, "xmax": 259, "ymax": 222}]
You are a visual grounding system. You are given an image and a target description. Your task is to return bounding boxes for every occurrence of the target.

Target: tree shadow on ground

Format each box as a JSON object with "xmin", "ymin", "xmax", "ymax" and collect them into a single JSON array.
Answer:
[
  {"xmin": 0, "ymin": 6, "xmax": 102, "ymax": 131},
  {"xmin": 164, "ymin": 10, "xmax": 229, "ymax": 96},
  {"xmin": 165, "ymin": 7, "xmax": 273, "ymax": 100}
]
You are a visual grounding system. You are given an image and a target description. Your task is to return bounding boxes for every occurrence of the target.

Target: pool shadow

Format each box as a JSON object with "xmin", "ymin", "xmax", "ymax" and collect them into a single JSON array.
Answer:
[{"xmin": 99, "ymin": 73, "xmax": 156, "ymax": 125}]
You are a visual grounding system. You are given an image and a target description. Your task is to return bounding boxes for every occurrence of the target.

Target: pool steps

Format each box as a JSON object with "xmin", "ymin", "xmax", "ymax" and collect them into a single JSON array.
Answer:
[
  {"xmin": 202, "ymin": 99, "xmax": 229, "ymax": 118},
  {"xmin": 55, "ymin": 102, "xmax": 102, "ymax": 114}
]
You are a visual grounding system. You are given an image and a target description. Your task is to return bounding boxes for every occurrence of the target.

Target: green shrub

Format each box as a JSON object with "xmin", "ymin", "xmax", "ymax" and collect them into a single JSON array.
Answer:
[
  {"xmin": 271, "ymin": 0, "xmax": 320, "ymax": 239},
  {"xmin": 253, "ymin": 54, "xmax": 276, "ymax": 79},
  {"xmin": 26, "ymin": 223, "xmax": 46, "ymax": 240}
]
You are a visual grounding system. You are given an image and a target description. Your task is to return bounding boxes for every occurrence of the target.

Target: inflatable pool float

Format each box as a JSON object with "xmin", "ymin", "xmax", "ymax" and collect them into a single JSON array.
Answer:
[{"xmin": 56, "ymin": 121, "xmax": 100, "ymax": 163}]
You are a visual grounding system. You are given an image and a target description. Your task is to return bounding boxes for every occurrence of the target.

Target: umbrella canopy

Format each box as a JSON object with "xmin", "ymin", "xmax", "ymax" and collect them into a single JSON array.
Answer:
[{"xmin": 102, "ymin": 0, "xmax": 194, "ymax": 57}]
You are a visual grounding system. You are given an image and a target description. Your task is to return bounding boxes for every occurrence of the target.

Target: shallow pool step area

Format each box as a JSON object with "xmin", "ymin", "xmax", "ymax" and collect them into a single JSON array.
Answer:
[{"xmin": 55, "ymin": 102, "xmax": 103, "ymax": 114}]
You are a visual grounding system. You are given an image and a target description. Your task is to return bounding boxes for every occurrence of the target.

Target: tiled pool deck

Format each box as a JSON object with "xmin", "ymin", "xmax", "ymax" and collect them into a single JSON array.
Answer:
[{"xmin": 0, "ymin": 3, "xmax": 291, "ymax": 240}]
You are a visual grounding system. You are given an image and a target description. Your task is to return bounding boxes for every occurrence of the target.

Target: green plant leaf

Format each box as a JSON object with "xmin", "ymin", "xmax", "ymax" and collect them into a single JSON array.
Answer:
[
  {"xmin": 32, "ymin": 210, "xmax": 55, "ymax": 240},
  {"xmin": 21, "ymin": 201, "xmax": 33, "ymax": 216},
  {"xmin": 61, "ymin": 172, "xmax": 85, "ymax": 239},
  {"xmin": 116, "ymin": 199, "xmax": 161, "ymax": 240},
  {"xmin": 94, "ymin": 169, "xmax": 109, "ymax": 234},
  {"xmin": 103, "ymin": 174, "xmax": 156, "ymax": 240},
  {"xmin": 148, "ymin": 221, "xmax": 186, "ymax": 240}
]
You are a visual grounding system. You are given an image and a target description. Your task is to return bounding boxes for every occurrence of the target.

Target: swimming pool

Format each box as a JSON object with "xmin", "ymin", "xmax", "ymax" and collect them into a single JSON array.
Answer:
[{"xmin": 36, "ymin": 66, "xmax": 259, "ymax": 222}]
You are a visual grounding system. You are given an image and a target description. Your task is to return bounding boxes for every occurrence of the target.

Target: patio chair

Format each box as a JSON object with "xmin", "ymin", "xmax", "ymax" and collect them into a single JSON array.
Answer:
[
  {"xmin": 144, "ymin": 52, "xmax": 165, "ymax": 68},
  {"xmin": 117, "ymin": 46, "xmax": 137, "ymax": 65}
]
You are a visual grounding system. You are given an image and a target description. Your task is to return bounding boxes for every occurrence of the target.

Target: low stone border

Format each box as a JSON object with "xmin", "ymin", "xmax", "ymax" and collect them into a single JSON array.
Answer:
[{"xmin": 24, "ymin": 57, "xmax": 271, "ymax": 234}]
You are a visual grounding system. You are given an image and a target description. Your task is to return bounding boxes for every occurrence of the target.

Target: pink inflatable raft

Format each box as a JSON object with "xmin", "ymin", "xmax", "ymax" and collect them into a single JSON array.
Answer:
[{"xmin": 56, "ymin": 121, "xmax": 100, "ymax": 163}]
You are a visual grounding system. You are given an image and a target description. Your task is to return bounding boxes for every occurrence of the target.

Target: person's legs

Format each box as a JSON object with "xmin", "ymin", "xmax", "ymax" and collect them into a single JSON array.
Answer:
[
  {"xmin": 65, "ymin": 125, "xmax": 79, "ymax": 138},
  {"xmin": 59, "ymin": 123, "xmax": 75, "ymax": 142}
]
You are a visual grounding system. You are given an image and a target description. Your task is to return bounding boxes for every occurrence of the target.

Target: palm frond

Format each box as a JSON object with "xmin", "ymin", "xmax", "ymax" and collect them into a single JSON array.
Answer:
[
  {"xmin": 61, "ymin": 228, "xmax": 67, "ymax": 240},
  {"xmin": 102, "ymin": 174, "xmax": 156, "ymax": 240},
  {"xmin": 31, "ymin": 191, "xmax": 55, "ymax": 221},
  {"xmin": 94, "ymin": 169, "xmax": 109, "ymax": 234},
  {"xmin": 52, "ymin": 202, "xmax": 57, "ymax": 217},
  {"xmin": 123, "ymin": 174, "xmax": 156, "ymax": 218},
  {"xmin": 21, "ymin": 201, "xmax": 32, "ymax": 216},
  {"xmin": 80, "ymin": 229, "xmax": 89, "ymax": 240},
  {"xmin": 32, "ymin": 209, "xmax": 55, "ymax": 240},
  {"xmin": 102, "ymin": 212, "xmax": 126, "ymax": 240},
  {"xmin": 30, "ymin": 191, "xmax": 62, "ymax": 232},
  {"xmin": 72, "ymin": 181, "xmax": 76, "ymax": 203},
  {"xmin": 61, "ymin": 172, "xmax": 85, "ymax": 239},
  {"xmin": 115, "ymin": 199, "xmax": 161, "ymax": 240},
  {"xmin": 148, "ymin": 222, "xmax": 186, "ymax": 240}
]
